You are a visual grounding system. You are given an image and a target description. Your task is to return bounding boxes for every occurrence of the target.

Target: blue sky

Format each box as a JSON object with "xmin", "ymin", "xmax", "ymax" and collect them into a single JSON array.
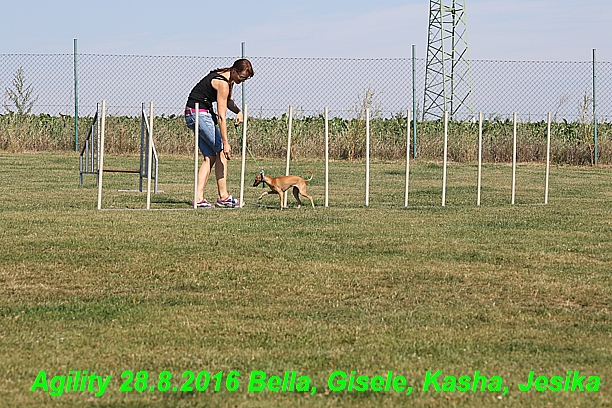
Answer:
[{"xmin": 0, "ymin": 0, "xmax": 610, "ymax": 61}]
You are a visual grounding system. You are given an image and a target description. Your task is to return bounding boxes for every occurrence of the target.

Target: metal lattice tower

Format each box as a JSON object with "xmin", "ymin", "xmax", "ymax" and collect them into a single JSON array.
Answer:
[{"xmin": 422, "ymin": 0, "xmax": 474, "ymax": 121}]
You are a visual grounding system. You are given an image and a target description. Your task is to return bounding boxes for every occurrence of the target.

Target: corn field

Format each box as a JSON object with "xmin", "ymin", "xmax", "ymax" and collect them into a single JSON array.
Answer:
[{"xmin": 0, "ymin": 113, "xmax": 609, "ymax": 165}]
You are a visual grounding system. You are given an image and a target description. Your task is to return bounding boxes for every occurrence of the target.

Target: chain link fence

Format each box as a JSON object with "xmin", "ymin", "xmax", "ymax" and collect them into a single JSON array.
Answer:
[{"xmin": 1, "ymin": 53, "xmax": 610, "ymax": 122}]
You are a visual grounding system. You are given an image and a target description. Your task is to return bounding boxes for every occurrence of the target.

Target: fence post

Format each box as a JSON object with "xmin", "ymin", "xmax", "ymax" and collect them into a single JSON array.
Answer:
[
  {"xmin": 442, "ymin": 110, "xmax": 448, "ymax": 207},
  {"xmin": 97, "ymin": 100, "xmax": 106, "ymax": 210},
  {"xmin": 193, "ymin": 103, "xmax": 199, "ymax": 210},
  {"xmin": 366, "ymin": 108, "xmax": 370, "ymax": 206},
  {"xmin": 324, "ymin": 106, "xmax": 329, "ymax": 208},
  {"xmin": 284, "ymin": 105, "xmax": 293, "ymax": 208},
  {"xmin": 477, "ymin": 112, "xmax": 483, "ymax": 206},
  {"xmin": 593, "ymin": 48, "xmax": 598, "ymax": 165},
  {"xmin": 412, "ymin": 44, "xmax": 417, "ymax": 158},
  {"xmin": 239, "ymin": 104, "xmax": 248, "ymax": 208},
  {"xmin": 146, "ymin": 102, "xmax": 154, "ymax": 210},
  {"xmin": 545, "ymin": 112, "xmax": 551, "ymax": 204},
  {"xmin": 241, "ymin": 42, "xmax": 246, "ymax": 115},
  {"xmin": 405, "ymin": 109, "xmax": 411, "ymax": 207},
  {"xmin": 73, "ymin": 38, "xmax": 79, "ymax": 152},
  {"xmin": 512, "ymin": 112, "xmax": 517, "ymax": 205}
]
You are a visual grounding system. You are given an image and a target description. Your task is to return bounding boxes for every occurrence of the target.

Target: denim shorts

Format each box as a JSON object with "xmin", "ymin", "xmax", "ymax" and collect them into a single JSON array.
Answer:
[{"xmin": 185, "ymin": 111, "xmax": 223, "ymax": 158}]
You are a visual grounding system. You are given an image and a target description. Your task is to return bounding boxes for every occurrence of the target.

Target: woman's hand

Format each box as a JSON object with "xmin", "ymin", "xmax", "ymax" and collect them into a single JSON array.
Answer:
[
  {"xmin": 235, "ymin": 111, "xmax": 244, "ymax": 125},
  {"xmin": 223, "ymin": 144, "xmax": 232, "ymax": 160}
]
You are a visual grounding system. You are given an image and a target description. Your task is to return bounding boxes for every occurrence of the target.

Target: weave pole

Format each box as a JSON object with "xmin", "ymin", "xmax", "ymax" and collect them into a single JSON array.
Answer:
[
  {"xmin": 97, "ymin": 100, "xmax": 106, "ymax": 210},
  {"xmin": 545, "ymin": 112, "xmax": 551, "ymax": 204},
  {"xmin": 284, "ymin": 105, "xmax": 293, "ymax": 208},
  {"xmin": 193, "ymin": 103, "xmax": 199, "ymax": 209},
  {"xmin": 477, "ymin": 112, "xmax": 483, "ymax": 206},
  {"xmin": 404, "ymin": 109, "xmax": 410, "ymax": 207},
  {"xmin": 365, "ymin": 108, "xmax": 370, "ymax": 206},
  {"xmin": 511, "ymin": 112, "xmax": 517, "ymax": 205},
  {"xmin": 442, "ymin": 110, "xmax": 448, "ymax": 207},
  {"xmin": 239, "ymin": 104, "xmax": 248, "ymax": 208},
  {"xmin": 324, "ymin": 107, "xmax": 329, "ymax": 207},
  {"xmin": 146, "ymin": 102, "xmax": 154, "ymax": 210}
]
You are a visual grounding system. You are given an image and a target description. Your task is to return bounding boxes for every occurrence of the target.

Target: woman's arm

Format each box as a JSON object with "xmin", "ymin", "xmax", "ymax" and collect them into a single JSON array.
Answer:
[
  {"xmin": 227, "ymin": 98, "xmax": 243, "ymax": 125},
  {"xmin": 214, "ymin": 81, "xmax": 232, "ymax": 160}
]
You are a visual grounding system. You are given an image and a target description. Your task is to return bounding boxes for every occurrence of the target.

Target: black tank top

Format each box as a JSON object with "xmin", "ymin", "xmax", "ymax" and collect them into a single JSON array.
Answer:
[{"xmin": 186, "ymin": 70, "xmax": 230, "ymax": 110}]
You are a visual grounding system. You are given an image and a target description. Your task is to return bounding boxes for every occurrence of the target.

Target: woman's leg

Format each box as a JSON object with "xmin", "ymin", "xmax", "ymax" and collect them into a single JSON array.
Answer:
[
  {"xmin": 208, "ymin": 125, "xmax": 231, "ymax": 200},
  {"xmin": 196, "ymin": 155, "xmax": 216, "ymax": 202},
  {"xmin": 194, "ymin": 114, "xmax": 219, "ymax": 203},
  {"xmin": 215, "ymin": 151, "xmax": 229, "ymax": 200},
  {"xmin": 186, "ymin": 111, "xmax": 218, "ymax": 204}
]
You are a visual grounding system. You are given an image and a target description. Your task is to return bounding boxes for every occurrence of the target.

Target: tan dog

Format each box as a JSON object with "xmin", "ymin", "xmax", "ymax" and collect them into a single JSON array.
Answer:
[{"xmin": 253, "ymin": 170, "xmax": 315, "ymax": 210}]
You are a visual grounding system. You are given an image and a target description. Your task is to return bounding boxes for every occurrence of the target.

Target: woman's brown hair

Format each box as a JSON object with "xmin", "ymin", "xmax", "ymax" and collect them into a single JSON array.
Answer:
[
  {"xmin": 232, "ymin": 58, "xmax": 254, "ymax": 79},
  {"xmin": 218, "ymin": 59, "xmax": 254, "ymax": 79}
]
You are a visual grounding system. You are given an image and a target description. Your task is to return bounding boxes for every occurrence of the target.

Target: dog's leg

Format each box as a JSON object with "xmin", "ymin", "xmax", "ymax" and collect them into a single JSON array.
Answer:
[
  {"xmin": 258, "ymin": 191, "xmax": 273, "ymax": 201},
  {"xmin": 296, "ymin": 184, "xmax": 315, "ymax": 209},
  {"xmin": 306, "ymin": 194, "xmax": 315, "ymax": 208},
  {"xmin": 278, "ymin": 190, "xmax": 284, "ymax": 210},
  {"xmin": 292, "ymin": 186, "xmax": 303, "ymax": 208}
]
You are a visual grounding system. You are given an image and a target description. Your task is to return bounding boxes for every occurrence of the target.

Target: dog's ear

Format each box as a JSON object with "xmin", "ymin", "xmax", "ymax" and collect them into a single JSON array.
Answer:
[{"xmin": 253, "ymin": 172, "xmax": 263, "ymax": 187}]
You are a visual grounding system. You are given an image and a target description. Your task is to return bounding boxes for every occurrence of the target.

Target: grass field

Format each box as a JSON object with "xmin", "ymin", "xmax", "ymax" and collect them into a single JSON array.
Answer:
[{"xmin": 1, "ymin": 152, "xmax": 611, "ymax": 407}]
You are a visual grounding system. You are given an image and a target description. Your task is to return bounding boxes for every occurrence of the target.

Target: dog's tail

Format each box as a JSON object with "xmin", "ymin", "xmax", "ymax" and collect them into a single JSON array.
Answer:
[{"xmin": 305, "ymin": 170, "xmax": 313, "ymax": 182}]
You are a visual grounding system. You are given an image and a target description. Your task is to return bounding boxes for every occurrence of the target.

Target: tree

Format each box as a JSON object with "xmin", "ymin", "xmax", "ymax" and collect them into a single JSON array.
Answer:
[{"xmin": 4, "ymin": 67, "xmax": 38, "ymax": 115}]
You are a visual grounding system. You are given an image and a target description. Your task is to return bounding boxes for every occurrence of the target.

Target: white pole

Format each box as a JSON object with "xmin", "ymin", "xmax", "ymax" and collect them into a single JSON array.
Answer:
[
  {"xmin": 97, "ymin": 100, "xmax": 106, "ymax": 210},
  {"xmin": 96, "ymin": 103, "xmax": 101, "ymax": 173},
  {"xmin": 512, "ymin": 112, "xmax": 517, "ymax": 205},
  {"xmin": 477, "ymin": 112, "xmax": 483, "ymax": 206},
  {"xmin": 365, "ymin": 108, "xmax": 370, "ymax": 206},
  {"xmin": 404, "ymin": 109, "xmax": 411, "ymax": 207},
  {"xmin": 239, "ymin": 104, "xmax": 248, "ymax": 208},
  {"xmin": 284, "ymin": 105, "xmax": 293, "ymax": 208},
  {"xmin": 545, "ymin": 112, "xmax": 551, "ymax": 204},
  {"xmin": 146, "ymin": 102, "xmax": 154, "ymax": 210},
  {"xmin": 324, "ymin": 106, "xmax": 329, "ymax": 207},
  {"xmin": 442, "ymin": 110, "xmax": 448, "ymax": 207},
  {"xmin": 193, "ymin": 103, "xmax": 199, "ymax": 209}
]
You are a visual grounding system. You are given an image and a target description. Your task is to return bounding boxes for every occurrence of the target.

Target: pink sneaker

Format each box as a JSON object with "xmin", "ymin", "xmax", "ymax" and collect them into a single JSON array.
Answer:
[
  {"xmin": 216, "ymin": 195, "xmax": 240, "ymax": 208},
  {"xmin": 191, "ymin": 199, "xmax": 214, "ymax": 208}
]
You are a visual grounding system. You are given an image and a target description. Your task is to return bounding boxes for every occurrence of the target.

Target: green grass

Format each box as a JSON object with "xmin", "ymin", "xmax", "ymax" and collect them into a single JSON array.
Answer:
[{"xmin": 1, "ymin": 152, "xmax": 611, "ymax": 407}]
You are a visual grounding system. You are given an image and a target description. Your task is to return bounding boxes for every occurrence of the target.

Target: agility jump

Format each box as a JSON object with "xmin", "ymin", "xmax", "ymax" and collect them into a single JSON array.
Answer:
[
  {"xmin": 95, "ymin": 101, "xmax": 157, "ymax": 210},
  {"xmin": 80, "ymin": 102, "xmax": 159, "ymax": 194}
]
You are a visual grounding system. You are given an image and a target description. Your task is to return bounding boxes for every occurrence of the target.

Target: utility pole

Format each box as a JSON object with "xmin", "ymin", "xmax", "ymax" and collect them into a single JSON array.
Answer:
[{"xmin": 423, "ymin": 0, "xmax": 474, "ymax": 121}]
